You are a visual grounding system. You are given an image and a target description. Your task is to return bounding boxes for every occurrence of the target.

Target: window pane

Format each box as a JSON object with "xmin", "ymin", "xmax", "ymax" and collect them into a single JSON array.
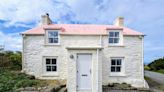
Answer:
[
  {"xmin": 114, "ymin": 38, "xmax": 119, "ymax": 43},
  {"xmin": 46, "ymin": 66, "xmax": 51, "ymax": 71},
  {"xmin": 109, "ymin": 38, "xmax": 113, "ymax": 43},
  {"xmin": 117, "ymin": 59, "xmax": 121, "ymax": 65},
  {"xmin": 48, "ymin": 32, "xmax": 53, "ymax": 37},
  {"xmin": 116, "ymin": 66, "xmax": 121, "ymax": 72},
  {"xmin": 52, "ymin": 59, "xmax": 56, "ymax": 64},
  {"xmin": 111, "ymin": 59, "xmax": 116, "ymax": 65},
  {"xmin": 52, "ymin": 66, "xmax": 57, "ymax": 71},
  {"xmin": 53, "ymin": 38, "xmax": 58, "ymax": 43},
  {"xmin": 49, "ymin": 38, "xmax": 53, "ymax": 43},
  {"xmin": 109, "ymin": 32, "xmax": 114, "ymax": 37},
  {"xmin": 111, "ymin": 67, "xmax": 115, "ymax": 72},
  {"xmin": 115, "ymin": 32, "xmax": 119, "ymax": 37},
  {"xmin": 46, "ymin": 59, "xmax": 51, "ymax": 64},
  {"xmin": 48, "ymin": 32, "xmax": 58, "ymax": 37},
  {"xmin": 53, "ymin": 32, "xmax": 58, "ymax": 36}
]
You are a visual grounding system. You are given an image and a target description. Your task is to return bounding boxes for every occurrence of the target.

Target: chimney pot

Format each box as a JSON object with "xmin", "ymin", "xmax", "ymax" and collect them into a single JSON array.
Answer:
[
  {"xmin": 41, "ymin": 13, "xmax": 52, "ymax": 25},
  {"xmin": 46, "ymin": 13, "xmax": 49, "ymax": 16},
  {"xmin": 114, "ymin": 17, "xmax": 124, "ymax": 26}
]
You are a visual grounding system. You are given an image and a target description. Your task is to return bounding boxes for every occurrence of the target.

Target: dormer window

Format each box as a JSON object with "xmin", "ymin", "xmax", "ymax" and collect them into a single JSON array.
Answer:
[
  {"xmin": 48, "ymin": 31, "xmax": 58, "ymax": 43},
  {"xmin": 109, "ymin": 32, "xmax": 120, "ymax": 44},
  {"xmin": 108, "ymin": 30, "xmax": 123, "ymax": 45},
  {"xmin": 46, "ymin": 30, "xmax": 60, "ymax": 45}
]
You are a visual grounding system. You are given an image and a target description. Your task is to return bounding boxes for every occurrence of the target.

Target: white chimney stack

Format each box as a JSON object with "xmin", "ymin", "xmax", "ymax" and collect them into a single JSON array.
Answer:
[
  {"xmin": 41, "ymin": 13, "xmax": 52, "ymax": 25},
  {"xmin": 114, "ymin": 17, "xmax": 124, "ymax": 26}
]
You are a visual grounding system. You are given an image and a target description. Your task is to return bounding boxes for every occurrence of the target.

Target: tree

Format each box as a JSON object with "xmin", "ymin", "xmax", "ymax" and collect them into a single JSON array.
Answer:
[
  {"xmin": 148, "ymin": 57, "xmax": 164, "ymax": 70},
  {"xmin": 0, "ymin": 51, "xmax": 22, "ymax": 70}
]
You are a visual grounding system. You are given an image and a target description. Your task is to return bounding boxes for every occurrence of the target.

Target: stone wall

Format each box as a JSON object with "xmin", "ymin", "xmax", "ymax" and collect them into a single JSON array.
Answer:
[
  {"xmin": 102, "ymin": 36, "xmax": 145, "ymax": 88},
  {"xmin": 23, "ymin": 34, "xmax": 146, "ymax": 91}
]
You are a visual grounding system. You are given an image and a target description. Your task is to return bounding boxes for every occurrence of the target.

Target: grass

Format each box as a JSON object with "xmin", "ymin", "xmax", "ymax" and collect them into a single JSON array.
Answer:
[
  {"xmin": 144, "ymin": 65, "xmax": 164, "ymax": 74},
  {"xmin": 144, "ymin": 65, "xmax": 151, "ymax": 70},
  {"xmin": 0, "ymin": 69, "xmax": 47, "ymax": 92},
  {"xmin": 155, "ymin": 69, "xmax": 164, "ymax": 74}
]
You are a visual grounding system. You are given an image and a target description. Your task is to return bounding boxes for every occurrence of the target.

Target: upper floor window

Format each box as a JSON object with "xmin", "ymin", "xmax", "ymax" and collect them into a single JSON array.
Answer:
[
  {"xmin": 108, "ymin": 32, "xmax": 120, "ymax": 44},
  {"xmin": 111, "ymin": 58, "xmax": 122, "ymax": 72},
  {"xmin": 48, "ymin": 31, "xmax": 59, "ymax": 44}
]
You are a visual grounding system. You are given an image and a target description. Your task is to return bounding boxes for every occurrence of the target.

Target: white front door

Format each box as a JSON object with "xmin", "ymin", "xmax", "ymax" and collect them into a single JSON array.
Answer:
[{"xmin": 77, "ymin": 54, "xmax": 92, "ymax": 91}]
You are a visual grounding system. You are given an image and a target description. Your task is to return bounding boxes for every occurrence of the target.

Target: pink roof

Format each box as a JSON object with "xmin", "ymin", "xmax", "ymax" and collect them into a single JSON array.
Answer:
[{"xmin": 21, "ymin": 24, "xmax": 143, "ymax": 35}]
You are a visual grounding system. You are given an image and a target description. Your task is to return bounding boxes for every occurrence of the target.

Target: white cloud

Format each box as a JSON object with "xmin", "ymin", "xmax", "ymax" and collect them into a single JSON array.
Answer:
[
  {"xmin": 0, "ymin": 0, "xmax": 73, "ymax": 27},
  {"xmin": 0, "ymin": 0, "xmax": 164, "ymax": 26},
  {"xmin": 0, "ymin": 0, "xmax": 164, "ymax": 63},
  {"xmin": 0, "ymin": 31, "xmax": 21, "ymax": 51}
]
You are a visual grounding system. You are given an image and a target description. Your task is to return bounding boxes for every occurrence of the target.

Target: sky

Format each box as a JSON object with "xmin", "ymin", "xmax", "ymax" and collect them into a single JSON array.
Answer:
[{"xmin": 0, "ymin": 0, "xmax": 164, "ymax": 64}]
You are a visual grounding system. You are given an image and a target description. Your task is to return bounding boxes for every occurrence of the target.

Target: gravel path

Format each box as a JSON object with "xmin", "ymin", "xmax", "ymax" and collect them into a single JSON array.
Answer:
[{"xmin": 145, "ymin": 70, "xmax": 164, "ymax": 85}]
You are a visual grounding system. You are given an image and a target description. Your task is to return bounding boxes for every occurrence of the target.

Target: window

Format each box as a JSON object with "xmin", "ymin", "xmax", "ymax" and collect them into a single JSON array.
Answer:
[
  {"xmin": 109, "ymin": 32, "xmax": 120, "ymax": 44},
  {"xmin": 111, "ymin": 58, "xmax": 122, "ymax": 72},
  {"xmin": 45, "ymin": 58, "xmax": 57, "ymax": 72},
  {"xmin": 48, "ymin": 31, "xmax": 59, "ymax": 43}
]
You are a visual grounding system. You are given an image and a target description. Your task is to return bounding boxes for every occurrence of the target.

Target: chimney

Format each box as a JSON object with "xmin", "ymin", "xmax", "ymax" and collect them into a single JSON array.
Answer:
[
  {"xmin": 41, "ymin": 13, "xmax": 52, "ymax": 25},
  {"xmin": 114, "ymin": 17, "xmax": 124, "ymax": 26}
]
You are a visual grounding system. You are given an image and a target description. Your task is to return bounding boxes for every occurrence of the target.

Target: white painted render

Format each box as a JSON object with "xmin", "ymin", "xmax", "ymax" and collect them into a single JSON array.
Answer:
[{"xmin": 22, "ymin": 34, "xmax": 147, "ymax": 92}]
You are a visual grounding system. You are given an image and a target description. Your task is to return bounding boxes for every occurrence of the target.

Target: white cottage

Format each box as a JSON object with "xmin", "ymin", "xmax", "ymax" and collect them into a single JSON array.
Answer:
[{"xmin": 21, "ymin": 14, "xmax": 148, "ymax": 92}]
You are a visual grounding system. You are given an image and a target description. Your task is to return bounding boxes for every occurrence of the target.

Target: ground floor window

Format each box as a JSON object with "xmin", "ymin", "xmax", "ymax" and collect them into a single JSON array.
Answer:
[
  {"xmin": 45, "ymin": 57, "xmax": 57, "ymax": 72},
  {"xmin": 110, "ymin": 58, "xmax": 123, "ymax": 72}
]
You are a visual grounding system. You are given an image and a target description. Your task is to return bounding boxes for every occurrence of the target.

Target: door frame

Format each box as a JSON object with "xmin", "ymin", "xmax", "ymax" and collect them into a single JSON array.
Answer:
[{"xmin": 76, "ymin": 53, "xmax": 93, "ymax": 91}]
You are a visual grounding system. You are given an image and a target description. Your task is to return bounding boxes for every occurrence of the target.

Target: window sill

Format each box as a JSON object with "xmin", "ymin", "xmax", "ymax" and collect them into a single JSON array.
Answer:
[
  {"xmin": 108, "ymin": 44, "xmax": 125, "ymax": 47},
  {"xmin": 44, "ymin": 44, "xmax": 61, "ymax": 46},
  {"xmin": 42, "ymin": 72, "xmax": 59, "ymax": 77},
  {"xmin": 109, "ymin": 73, "xmax": 126, "ymax": 77}
]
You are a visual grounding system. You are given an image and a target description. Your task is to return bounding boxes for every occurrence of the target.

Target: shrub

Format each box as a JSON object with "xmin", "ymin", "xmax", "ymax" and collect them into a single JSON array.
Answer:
[
  {"xmin": 148, "ymin": 57, "xmax": 164, "ymax": 71},
  {"xmin": 0, "ymin": 51, "xmax": 22, "ymax": 70}
]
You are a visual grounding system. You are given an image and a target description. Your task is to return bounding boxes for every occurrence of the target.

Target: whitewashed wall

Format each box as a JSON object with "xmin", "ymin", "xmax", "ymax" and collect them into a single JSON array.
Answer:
[
  {"xmin": 23, "ymin": 34, "xmax": 146, "ymax": 91},
  {"xmin": 102, "ymin": 36, "xmax": 145, "ymax": 88}
]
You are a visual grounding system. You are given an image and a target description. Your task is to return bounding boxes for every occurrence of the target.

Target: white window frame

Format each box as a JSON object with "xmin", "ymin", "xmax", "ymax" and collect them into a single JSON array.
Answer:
[
  {"xmin": 109, "ymin": 57, "xmax": 125, "ymax": 76},
  {"xmin": 111, "ymin": 58, "xmax": 122, "ymax": 72},
  {"xmin": 108, "ymin": 30, "xmax": 123, "ymax": 46},
  {"xmin": 45, "ymin": 30, "xmax": 60, "ymax": 45},
  {"xmin": 42, "ymin": 56, "xmax": 58, "ymax": 76}
]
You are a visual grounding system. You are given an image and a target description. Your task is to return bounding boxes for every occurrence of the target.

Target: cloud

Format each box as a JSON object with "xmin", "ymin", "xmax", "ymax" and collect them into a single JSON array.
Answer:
[
  {"xmin": 0, "ymin": 0, "xmax": 75, "ymax": 27},
  {"xmin": 0, "ymin": 0, "xmax": 164, "ymax": 26},
  {"xmin": 0, "ymin": 0, "xmax": 164, "ymax": 63},
  {"xmin": 0, "ymin": 31, "xmax": 21, "ymax": 51}
]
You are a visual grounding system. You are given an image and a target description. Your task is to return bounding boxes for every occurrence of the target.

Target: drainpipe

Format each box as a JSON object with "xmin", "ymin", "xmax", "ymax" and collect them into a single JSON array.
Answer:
[
  {"xmin": 97, "ymin": 48, "xmax": 99, "ymax": 92},
  {"xmin": 97, "ymin": 35, "xmax": 102, "ymax": 92},
  {"xmin": 99, "ymin": 35, "xmax": 102, "ymax": 47}
]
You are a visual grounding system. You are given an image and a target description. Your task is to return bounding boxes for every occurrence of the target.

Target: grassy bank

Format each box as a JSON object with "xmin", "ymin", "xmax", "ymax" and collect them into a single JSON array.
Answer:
[
  {"xmin": 144, "ymin": 65, "xmax": 164, "ymax": 74},
  {"xmin": 155, "ymin": 69, "xmax": 164, "ymax": 74},
  {"xmin": 0, "ymin": 69, "xmax": 47, "ymax": 92}
]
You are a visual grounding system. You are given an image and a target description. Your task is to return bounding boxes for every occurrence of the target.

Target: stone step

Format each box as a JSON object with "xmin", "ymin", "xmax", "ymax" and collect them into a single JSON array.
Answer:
[{"xmin": 58, "ymin": 87, "xmax": 67, "ymax": 92}]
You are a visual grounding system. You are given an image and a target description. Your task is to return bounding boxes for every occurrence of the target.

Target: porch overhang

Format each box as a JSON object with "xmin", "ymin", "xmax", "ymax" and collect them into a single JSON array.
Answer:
[{"xmin": 66, "ymin": 46, "xmax": 103, "ymax": 50}]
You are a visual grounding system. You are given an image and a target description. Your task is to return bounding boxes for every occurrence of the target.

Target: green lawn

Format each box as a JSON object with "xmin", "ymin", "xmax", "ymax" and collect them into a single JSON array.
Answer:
[
  {"xmin": 144, "ymin": 65, "xmax": 150, "ymax": 70},
  {"xmin": 155, "ymin": 69, "xmax": 164, "ymax": 74},
  {"xmin": 0, "ymin": 69, "xmax": 47, "ymax": 92}
]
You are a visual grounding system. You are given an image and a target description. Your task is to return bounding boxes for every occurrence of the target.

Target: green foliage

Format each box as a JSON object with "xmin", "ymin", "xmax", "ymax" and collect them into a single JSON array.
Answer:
[
  {"xmin": 148, "ymin": 57, "xmax": 164, "ymax": 71},
  {"xmin": 0, "ymin": 50, "xmax": 22, "ymax": 70},
  {"xmin": 156, "ymin": 69, "xmax": 164, "ymax": 74},
  {"xmin": 144, "ymin": 65, "xmax": 150, "ymax": 70},
  {"xmin": 0, "ymin": 69, "xmax": 41, "ymax": 91}
]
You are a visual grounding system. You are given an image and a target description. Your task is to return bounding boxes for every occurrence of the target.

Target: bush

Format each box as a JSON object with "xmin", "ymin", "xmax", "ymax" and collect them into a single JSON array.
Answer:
[
  {"xmin": 0, "ymin": 51, "xmax": 22, "ymax": 70},
  {"xmin": 0, "ymin": 69, "xmax": 40, "ymax": 92},
  {"xmin": 148, "ymin": 57, "xmax": 164, "ymax": 71}
]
